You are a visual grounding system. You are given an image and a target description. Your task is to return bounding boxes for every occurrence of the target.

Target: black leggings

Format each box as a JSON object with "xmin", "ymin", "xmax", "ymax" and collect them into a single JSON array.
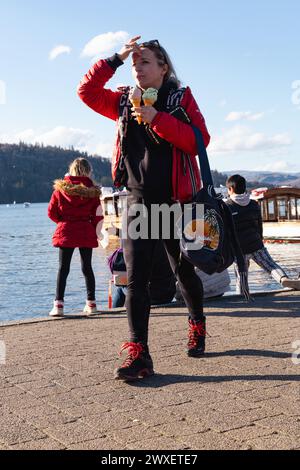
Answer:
[
  {"xmin": 123, "ymin": 199, "xmax": 204, "ymax": 346},
  {"xmin": 56, "ymin": 247, "xmax": 95, "ymax": 301}
]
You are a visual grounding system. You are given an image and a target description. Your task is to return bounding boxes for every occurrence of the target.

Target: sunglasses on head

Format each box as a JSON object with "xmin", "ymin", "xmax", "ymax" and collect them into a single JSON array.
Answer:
[
  {"xmin": 139, "ymin": 39, "xmax": 161, "ymax": 48},
  {"xmin": 139, "ymin": 40, "xmax": 167, "ymax": 64}
]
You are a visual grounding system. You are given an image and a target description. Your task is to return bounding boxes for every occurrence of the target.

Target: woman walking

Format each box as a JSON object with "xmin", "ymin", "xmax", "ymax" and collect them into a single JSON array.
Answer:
[
  {"xmin": 78, "ymin": 36, "xmax": 210, "ymax": 380},
  {"xmin": 48, "ymin": 158, "xmax": 102, "ymax": 317}
]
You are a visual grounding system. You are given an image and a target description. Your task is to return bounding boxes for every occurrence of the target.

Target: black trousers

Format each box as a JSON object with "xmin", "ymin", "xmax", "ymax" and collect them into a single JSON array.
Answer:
[
  {"xmin": 56, "ymin": 247, "xmax": 96, "ymax": 301},
  {"xmin": 122, "ymin": 197, "xmax": 204, "ymax": 346}
]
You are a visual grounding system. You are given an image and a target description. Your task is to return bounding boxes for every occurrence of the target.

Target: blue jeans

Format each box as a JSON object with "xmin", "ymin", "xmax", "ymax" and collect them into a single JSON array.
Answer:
[{"xmin": 112, "ymin": 286, "xmax": 127, "ymax": 308}]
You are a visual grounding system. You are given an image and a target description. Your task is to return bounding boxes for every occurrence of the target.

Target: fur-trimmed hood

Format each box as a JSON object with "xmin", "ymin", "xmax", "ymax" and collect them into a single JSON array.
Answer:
[{"xmin": 53, "ymin": 176, "xmax": 101, "ymax": 199}]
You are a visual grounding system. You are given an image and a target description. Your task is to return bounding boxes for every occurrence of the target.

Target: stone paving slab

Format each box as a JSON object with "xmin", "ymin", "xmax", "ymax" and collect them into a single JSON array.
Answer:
[{"xmin": 0, "ymin": 291, "xmax": 299, "ymax": 450}]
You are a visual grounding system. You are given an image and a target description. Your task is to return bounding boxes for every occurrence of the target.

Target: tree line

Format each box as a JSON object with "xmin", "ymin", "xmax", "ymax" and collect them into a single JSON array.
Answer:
[
  {"xmin": 0, "ymin": 142, "xmax": 261, "ymax": 204},
  {"xmin": 0, "ymin": 142, "xmax": 113, "ymax": 204}
]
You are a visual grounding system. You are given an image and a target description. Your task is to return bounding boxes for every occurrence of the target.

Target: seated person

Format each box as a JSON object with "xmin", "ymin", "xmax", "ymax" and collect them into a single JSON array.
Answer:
[
  {"xmin": 110, "ymin": 241, "xmax": 176, "ymax": 308},
  {"xmin": 175, "ymin": 268, "xmax": 231, "ymax": 301},
  {"xmin": 226, "ymin": 174, "xmax": 300, "ymax": 292}
]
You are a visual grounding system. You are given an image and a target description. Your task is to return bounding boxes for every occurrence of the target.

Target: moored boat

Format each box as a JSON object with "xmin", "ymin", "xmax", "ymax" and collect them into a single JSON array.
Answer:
[
  {"xmin": 251, "ymin": 187, "xmax": 300, "ymax": 243},
  {"xmin": 100, "ymin": 189, "xmax": 127, "ymax": 243}
]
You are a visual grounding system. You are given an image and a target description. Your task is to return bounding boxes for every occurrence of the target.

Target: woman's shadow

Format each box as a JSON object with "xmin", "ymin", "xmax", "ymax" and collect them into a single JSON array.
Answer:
[{"xmin": 126, "ymin": 348, "xmax": 299, "ymax": 388}]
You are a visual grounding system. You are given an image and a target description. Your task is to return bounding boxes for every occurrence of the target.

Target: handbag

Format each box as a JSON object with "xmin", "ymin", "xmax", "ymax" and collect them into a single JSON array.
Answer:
[{"xmin": 179, "ymin": 126, "xmax": 250, "ymax": 300}]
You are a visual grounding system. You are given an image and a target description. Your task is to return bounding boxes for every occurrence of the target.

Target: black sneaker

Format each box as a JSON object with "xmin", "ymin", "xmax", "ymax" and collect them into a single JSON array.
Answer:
[
  {"xmin": 187, "ymin": 317, "xmax": 207, "ymax": 357},
  {"xmin": 114, "ymin": 342, "xmax": 154, "ymax": 381}
]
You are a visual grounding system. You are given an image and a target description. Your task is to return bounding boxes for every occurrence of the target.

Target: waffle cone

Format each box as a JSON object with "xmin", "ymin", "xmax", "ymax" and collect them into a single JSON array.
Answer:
[
  {"xmin": 130, "ymin": 98, "xmax": 142, "ymax": 124},
  {"xmin": 130, "ymin": 98, "xmax": 140, "ymax": 107},
  {"xmin": 144, "ymin": 99, "xmax": 156, "ymax": 106}
]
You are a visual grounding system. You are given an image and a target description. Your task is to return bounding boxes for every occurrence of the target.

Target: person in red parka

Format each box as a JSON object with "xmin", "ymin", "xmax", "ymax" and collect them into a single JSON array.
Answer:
[
  {"xmin": 77, "ymin": 36, "xmax": 211, "ymax": 381},
  {"xmin": 48, "ymin": 158, "xmax": 102, "ymax": 317}
]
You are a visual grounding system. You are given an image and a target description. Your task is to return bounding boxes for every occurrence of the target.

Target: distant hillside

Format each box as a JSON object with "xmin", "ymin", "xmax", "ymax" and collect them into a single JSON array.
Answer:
[
  {"xmin": 210, "ymin": 170, "xmax": 269, "ymax": 191},
  {"xmin": 224, "ymin": 170, "xmax": 300, "ymax": 188},
  {"xmin": 4, "ymin": 142, "xmax": 291, "ymax": 204},
  {"xmin": 0, "ymin": 142, "xmax": 231, "ymax": 204},
  {"xmin": 0, "ymin": 142, "xmax": 113, "ymax": 204}
]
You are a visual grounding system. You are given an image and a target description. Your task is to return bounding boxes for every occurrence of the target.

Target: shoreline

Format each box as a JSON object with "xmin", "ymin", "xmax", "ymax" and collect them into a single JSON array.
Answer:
[{"xmin": 0, "ymin": 288, "xmax": 290, "ymax": 329}]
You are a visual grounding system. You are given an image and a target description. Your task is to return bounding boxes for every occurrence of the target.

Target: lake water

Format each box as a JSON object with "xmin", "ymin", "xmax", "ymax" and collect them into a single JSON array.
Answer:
[{"xmin": 0, "ymin": 203, "xmax": 299, "ymax": 323}]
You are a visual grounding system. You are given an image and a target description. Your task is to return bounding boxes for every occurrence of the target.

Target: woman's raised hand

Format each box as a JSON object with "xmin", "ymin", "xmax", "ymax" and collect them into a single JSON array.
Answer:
[{"xmin": 118, "ymin": 36, "xmax": 142, "ymax": 61}]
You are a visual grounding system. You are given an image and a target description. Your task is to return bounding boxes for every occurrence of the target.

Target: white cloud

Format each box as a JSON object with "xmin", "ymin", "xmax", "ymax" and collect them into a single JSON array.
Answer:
[
  {"xmin": 225, "ymin": 111, "xmax": 265, "ymax": 122},
  {"xmin": 35, "ymin": 126, "xmax": 93, "ymax": 148},
  {"xmin": 254, "ymin": 160, "xmax": 291, "ymax": 172},
  {"xmin": 94, "ymin": 141, "xmax": 114, "ymax": 157},
  {"xmin": 210, "ymin": 125, "xmax": 292, "ymax": 154},
  {"xmin": 0, "ymin": 127, "xmax": 112, "ymax": 158},
  {"xmin": 81, "ymin": 31, "xmax": 130, "ymax": 62},
  {"xmin": 49, "ymin": 45, "xmax": 72, "ymax": 61},
  {"xmin": 15, "ymin": 129, "xmax": 35, "ymax": 141}
]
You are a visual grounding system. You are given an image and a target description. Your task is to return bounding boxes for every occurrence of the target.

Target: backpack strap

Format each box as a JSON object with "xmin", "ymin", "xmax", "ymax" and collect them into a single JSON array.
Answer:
[{"xmin": 192, "ymin": 125, "xmax": 214, "ymax": 189}]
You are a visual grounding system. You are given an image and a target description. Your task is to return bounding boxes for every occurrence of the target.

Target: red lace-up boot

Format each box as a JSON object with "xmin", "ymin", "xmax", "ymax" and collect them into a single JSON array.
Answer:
[
  {"xmin": 114, "ymin": 342, "xmax": 154, "ymax": 381},
  {"xmin": 187, "ymin": 317, "xmax": 207, "ymax": 357}
]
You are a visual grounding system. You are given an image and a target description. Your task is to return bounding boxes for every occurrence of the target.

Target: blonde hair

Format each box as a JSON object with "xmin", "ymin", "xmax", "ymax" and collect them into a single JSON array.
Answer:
[
  {"xmin": 141, "ymin": 42, "xmax": 181, "ymax": 88},
  {"xmin": 69, "ymin": 158, "xmax": 92, "ymax": 177}
]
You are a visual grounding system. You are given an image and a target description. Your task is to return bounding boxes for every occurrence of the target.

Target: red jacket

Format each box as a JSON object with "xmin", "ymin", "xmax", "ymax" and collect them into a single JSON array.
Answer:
[
  {"xmin": 48, "ymin": 176, "xmax": 103, "ymax": 248},
  {"xmin": 77, "ymin": 59, "xmax": 210, "ymax": 203}
]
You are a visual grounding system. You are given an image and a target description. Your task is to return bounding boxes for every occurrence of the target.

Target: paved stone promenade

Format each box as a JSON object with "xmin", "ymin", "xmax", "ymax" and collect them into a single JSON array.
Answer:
[{"xmin": 0, "ymin": 291, "xmax": 299, "ymax": 451}]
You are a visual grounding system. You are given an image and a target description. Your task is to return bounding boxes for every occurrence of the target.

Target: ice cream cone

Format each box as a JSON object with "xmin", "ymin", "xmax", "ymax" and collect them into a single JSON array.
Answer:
[
  {"xmin": 130, "ymin": 98, "xmax": 142, "ymax": 124},
  {"xmin": 142, "ymin": 88, "xmax": 158, "ymax": 108},
  {"xmin": 129, "ymin": 87, "xmax": 142, "ymax": 124},
  {"xmin": 143, "ymin": 98, "xmax": 156, "ymax": 106}
]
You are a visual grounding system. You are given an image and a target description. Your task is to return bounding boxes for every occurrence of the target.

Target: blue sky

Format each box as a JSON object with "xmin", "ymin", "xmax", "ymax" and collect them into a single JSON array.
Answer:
[{"xmin": 0, "ymin": 0, "xmax": 300, "ymax": 172}]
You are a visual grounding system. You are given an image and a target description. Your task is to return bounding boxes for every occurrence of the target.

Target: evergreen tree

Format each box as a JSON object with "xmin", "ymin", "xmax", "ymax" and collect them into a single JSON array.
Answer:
[{"xmin": 0, "ymin": 142, "xmax": 113, "ymax": 203}]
